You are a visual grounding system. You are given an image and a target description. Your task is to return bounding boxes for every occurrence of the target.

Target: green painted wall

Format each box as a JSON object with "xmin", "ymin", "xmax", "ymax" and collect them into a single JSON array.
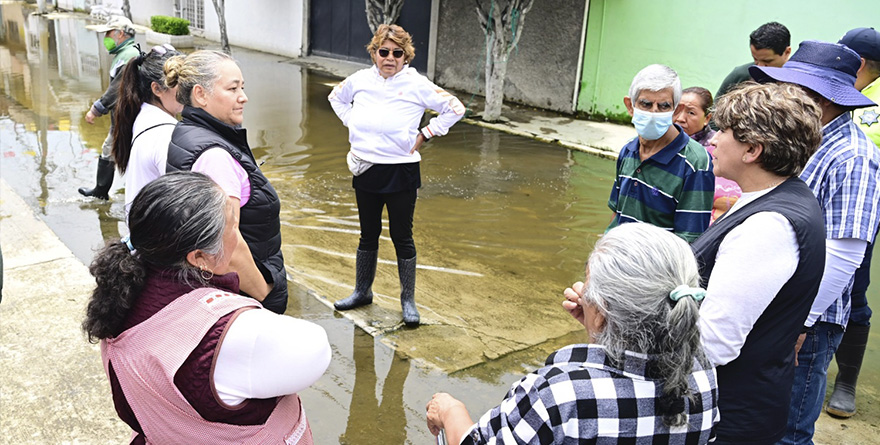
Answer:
[{"xmin": 577, "ymin": 0, "xmax": 880, "ymax": 122}]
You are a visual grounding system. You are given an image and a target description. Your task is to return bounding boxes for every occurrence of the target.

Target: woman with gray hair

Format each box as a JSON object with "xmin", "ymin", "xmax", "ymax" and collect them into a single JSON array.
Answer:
[
  {"xmin": 83, "ymin": 172, "xmax": 329, "ymax": 444},
  {"xmin": 163, "ymin": 50, "xmax": 288, "ymax": 314},
  {"xmin": 426, "ymin": 223, "xmax": 719, "ymax": 444},
  {"xmin": 690, "ymin": 82, "xmax": 825, "ymax": 444}
]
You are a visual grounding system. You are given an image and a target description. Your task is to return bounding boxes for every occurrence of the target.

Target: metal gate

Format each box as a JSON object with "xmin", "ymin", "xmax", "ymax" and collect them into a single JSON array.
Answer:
[{"xmin": 309, "ymin": 0, "xmax": 431, "ymax": 73}]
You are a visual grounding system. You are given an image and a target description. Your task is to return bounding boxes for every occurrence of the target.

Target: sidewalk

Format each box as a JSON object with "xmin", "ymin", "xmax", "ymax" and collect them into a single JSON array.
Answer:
[{"xmin": 0, "ymin": 179, "xmax": 128, "ymax": 443}]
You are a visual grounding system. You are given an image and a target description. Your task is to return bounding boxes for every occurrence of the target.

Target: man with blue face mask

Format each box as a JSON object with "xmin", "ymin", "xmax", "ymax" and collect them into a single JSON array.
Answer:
[
  {"xmin": 80, "ymin": 15, "xmax": 139, "ymax": 200},
  {"xmin": 607, "ymin": 64, "xmax": 715, "ymax": 242}
]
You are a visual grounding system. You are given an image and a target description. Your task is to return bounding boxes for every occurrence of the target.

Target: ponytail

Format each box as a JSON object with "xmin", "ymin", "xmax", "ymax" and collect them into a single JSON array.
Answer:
[
  {"xmin": 112, "ymin": 46, "xmax": 183, "ymax": 174},
  {"xmin": 657, "ymin": 292, "xmax": 706, "ymax": 427},
  {"xmin": 82, "ymin": 240, "xmax": 147, "ymax": 342},
  {"xmin": 582, "ymin": 223, "xmax": 708, "ymax": 427},
  {"xmin": 112, "ymin": 54, "xmax": 147, "ymax": 174}
]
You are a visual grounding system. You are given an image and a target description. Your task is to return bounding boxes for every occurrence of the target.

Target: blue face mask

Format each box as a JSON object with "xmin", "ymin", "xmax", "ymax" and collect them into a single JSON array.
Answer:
[{"xmin": 631, "ymin": 108, "xmax": 674, "ymax": 140}]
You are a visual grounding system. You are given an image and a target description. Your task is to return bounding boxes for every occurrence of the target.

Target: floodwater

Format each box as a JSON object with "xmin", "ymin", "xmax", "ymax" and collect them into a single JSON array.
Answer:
[{"xmin": 2, "ymin": 6, "xmax": 879, "ymax": 444}]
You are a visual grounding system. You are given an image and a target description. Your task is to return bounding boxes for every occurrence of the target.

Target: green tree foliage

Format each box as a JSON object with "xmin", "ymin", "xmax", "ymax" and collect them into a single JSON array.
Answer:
[{"xmin": 150, "ymin": 16, "xmax": 191, "ymax": 36}]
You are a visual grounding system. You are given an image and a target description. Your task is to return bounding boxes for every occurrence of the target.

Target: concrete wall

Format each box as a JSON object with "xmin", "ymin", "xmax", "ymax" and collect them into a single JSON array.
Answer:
[
  {"xmin": 577, "ymin": 0, "xmax": 880, "ymax": 122},
  {"xmin": 200, "ymin": 0, "xmax": 305, "ymax": 58},
  {"xmin": 103, "ymin": 0, "xmax": 305, "ymax": 59},
  {"xmin": 434, "ymin": 0, "xmax": 587, "ymax": 114},
  {"xmin": 128, "ymin": 0, "xmax": 174, "ymax": 27}
]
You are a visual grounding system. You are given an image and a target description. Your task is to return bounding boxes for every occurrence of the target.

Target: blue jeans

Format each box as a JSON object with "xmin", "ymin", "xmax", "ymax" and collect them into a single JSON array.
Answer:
[{"xmin": 778, "ymin": 322, "xmax": 844, "ymax": 445}]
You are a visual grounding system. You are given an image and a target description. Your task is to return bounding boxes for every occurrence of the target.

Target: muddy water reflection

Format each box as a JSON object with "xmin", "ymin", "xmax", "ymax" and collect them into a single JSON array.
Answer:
[{"xmin": 4, "ymin": 8, "xmax": 880, "ymax": 444}]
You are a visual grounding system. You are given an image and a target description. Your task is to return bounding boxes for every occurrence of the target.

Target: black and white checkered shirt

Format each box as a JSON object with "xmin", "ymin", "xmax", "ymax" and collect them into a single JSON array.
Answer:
[{"xmin": 461, "ymin": 344, "xmax": 719, "ymax": 444}]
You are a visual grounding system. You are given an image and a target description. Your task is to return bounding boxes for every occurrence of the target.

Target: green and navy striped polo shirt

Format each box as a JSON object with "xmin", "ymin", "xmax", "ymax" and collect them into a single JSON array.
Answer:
[{"xmin": 607, "ymin": 127, "xmax": 714, "ymax": 242}]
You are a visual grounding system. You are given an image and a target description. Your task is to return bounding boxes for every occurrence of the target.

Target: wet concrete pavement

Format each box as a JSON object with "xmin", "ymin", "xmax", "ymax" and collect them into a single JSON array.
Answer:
[{"xmin": 2, "ymin": 7, "xmax": 879, "ymax": 444}]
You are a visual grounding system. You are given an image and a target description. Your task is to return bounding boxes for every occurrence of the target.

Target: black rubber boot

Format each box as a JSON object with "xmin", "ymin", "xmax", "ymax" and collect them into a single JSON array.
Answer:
[
  {"xmin": 398, "ymin": 256, "xmax": 419, "ymax": 327},
  {"xmin": 826, "ymin": 324, "xmax": 870, "ymax": 418},
  {"xmin": 78, "ymin": 157, "xmax": 115, "ymax": 200},
  {"xmin": 334, "ymin": 249, "xmax": 377, "ymax": 311}
]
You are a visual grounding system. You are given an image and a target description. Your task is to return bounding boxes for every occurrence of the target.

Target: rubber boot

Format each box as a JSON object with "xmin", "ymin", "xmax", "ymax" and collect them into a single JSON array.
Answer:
[
  {"xmin": 334, "ymin": 249, "xmax": 377, "ymax": 311},
  {"xmin": 398, "ymin": 256, "xmax": 419, "ymax": 327},
  {"xmin": 826, "ymin": 324, "xmax": 870, "ymax": 418},
  {"xmin": 78, "ymin": 157, "xmax": 115, "ymax": 200}
]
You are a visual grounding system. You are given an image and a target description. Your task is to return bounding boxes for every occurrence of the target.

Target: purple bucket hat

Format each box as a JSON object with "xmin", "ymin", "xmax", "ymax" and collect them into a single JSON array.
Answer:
[{"xmin": 749, "ymin": 40, "xmax": 875, "ymax": 108}]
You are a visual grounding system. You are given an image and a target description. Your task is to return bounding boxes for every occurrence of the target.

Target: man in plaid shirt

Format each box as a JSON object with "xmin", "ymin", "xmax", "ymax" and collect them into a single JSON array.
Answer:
[{"xmin": 750, "ymin": 40, "xmax": 880, "ymax": 444}]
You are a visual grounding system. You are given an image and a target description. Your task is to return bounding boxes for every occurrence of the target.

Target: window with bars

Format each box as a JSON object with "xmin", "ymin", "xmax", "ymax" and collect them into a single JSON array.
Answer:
[{"xmin": 179, "ymin": 0, "xmax": 204, "ymax": 30}]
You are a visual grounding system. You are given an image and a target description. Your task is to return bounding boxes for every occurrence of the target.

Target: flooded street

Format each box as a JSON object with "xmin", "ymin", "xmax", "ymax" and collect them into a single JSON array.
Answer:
[{"xmin": 2, "ymin": 7, "xmax": 879, "ymax": 443}]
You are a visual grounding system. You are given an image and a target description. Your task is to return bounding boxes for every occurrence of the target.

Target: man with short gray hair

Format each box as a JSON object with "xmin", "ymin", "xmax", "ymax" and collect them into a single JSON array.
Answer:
[{"xmin": 606, "ymin": 64, "xmax": 714, "ymax": 242}]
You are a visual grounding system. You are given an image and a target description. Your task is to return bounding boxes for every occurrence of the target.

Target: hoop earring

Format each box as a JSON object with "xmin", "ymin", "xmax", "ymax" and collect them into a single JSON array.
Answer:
[{"xmin": 199, "ymin": 265, "xmax": 214, "ymax": 282}]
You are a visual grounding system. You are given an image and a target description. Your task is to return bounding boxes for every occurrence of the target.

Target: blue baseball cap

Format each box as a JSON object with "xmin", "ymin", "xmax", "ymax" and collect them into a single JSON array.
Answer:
[{"xmin": 839, "ymin": 27, "xmax": 880, "ymax": 61}]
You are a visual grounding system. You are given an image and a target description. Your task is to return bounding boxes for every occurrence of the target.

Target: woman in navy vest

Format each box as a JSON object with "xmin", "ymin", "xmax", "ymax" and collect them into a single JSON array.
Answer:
[
  {"xmin": 163, "ymin": 51, "xmax": 288, "ymax": 314},
  {"xmin": 691, "ymin": 82, "xmax": 826, "ymax": 444}
]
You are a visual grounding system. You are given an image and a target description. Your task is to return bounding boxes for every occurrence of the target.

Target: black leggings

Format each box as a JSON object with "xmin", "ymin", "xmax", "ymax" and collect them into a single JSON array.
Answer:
[{"xmin": 355, "ymin": 188, "xmax": 417, "ymax": 259}]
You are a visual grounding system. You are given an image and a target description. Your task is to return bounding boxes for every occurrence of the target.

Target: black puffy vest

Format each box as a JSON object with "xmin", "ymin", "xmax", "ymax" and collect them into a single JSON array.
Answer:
[
  {"xmin": 691, "ymin": 177, "xmax": 825, "ymax": 444},
  {"xmin": 167, "ymin": 106, "xmax": 288, "ymax": 314}
]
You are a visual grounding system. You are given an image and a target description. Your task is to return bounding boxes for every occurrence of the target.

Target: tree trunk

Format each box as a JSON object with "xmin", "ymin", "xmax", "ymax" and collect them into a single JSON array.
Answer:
[
  {"xmin": 483, "ymin": 39, "xmax": 508, "ymax": 122},
  {"xmin": 365, "ymin": 0, "xmax": 405, "ymax": 34},
  {"xmin": 212, "ymin": 0, "xmax": 231, "ymax": 54},
  {"xmin": 473, "ymin": 0, "xmax": 534, "ymax": 122},
  {"xmin": 121, "ymin": 0, "xmax": 131, "ymax": 20}
]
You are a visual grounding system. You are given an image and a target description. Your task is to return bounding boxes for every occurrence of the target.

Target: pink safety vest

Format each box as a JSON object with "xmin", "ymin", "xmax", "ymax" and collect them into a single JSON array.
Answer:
[{"xmin": 102, "ymin": 288, "xmax": 313, "ymax": 444}]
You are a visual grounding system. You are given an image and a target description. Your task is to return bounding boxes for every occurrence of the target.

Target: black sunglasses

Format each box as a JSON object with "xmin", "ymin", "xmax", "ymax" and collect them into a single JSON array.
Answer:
[{"xmin": 378, "ymin": 48, "xmax": 404, "ymax": 59}]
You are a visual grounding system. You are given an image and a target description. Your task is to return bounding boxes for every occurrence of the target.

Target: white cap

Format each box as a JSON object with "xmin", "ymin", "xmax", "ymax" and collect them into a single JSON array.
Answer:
[{"xmin": 86, "ymin": 15, "xmax": 135, "ymax": 34}]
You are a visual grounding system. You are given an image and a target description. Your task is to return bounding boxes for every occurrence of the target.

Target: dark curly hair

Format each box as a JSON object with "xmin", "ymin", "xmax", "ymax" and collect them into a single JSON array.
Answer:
[{"xmin": 82, "ymin": 172, "xmax": 228, "ymax": 342}]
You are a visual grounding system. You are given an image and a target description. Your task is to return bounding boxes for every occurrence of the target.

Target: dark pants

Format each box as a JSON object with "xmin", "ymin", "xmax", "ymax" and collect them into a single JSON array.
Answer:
[
  {"xmin": 849, "ymin": 242, "xmax": 874, "ymax": 327},
  {"xmin": 355, "ymin": 188, "xmax": 417, "ymax": 259}
]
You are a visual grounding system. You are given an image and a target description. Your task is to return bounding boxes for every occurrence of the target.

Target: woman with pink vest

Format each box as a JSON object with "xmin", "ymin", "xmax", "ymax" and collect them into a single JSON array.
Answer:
[{"xmin": 83, "ymin": 171, "xmax": 330, "ymax": 444}]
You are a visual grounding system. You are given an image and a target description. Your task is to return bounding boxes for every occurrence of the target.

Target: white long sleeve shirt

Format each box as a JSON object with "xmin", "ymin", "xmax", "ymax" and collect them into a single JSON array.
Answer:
[
  {"xmin": 699, "ymin": 188, "xmax": 800, "ymax": 366},
  {"xmin": 124, "ymin": 103, "xmax": 178, "ymax": 216},
  {"xmin": 328, "ymin": 65, "xmax": 465, "ymax": 164},
  {"xmin": 213, "ymin": 309, "xmax": 331, "ymax": 405}
]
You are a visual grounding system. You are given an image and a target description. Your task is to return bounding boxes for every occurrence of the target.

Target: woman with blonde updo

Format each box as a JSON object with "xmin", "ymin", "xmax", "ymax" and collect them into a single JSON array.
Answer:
[{"xmin": 164, "ymin": 50, "xmax": 289, "ymax": 314}]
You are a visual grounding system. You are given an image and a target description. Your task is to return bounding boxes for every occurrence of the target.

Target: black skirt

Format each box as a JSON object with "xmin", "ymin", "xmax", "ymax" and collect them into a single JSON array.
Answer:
[{"xmin": 352, "ymin": 162, "xmax": 421, "ymax": 194}]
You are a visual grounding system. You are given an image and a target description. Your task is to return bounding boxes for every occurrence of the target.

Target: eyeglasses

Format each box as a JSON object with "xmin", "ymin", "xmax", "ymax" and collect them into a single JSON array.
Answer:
[
  {"xmin": 377, "ymin": 48, "xmax": 404, "ymax": 59},
  {"xmin": 151, "ymin": 43, "xmax": 176, "ymax": 55},
  {"xmin": 635, "ymin": 98, "xmax": 674, "ymax": 112}
]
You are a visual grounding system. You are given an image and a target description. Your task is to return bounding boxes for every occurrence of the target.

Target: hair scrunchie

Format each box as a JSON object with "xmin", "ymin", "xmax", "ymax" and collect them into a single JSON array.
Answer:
[
  {"xmin": 669, "ymin": 284, "xmax": 706, "ymax": 302},
  {"xmin": 121, "ymin": 236, "xmax": 136, "ymax": 255}
]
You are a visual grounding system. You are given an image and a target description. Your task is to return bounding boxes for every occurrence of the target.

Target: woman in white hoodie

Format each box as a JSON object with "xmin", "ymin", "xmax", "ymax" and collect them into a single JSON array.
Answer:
[
  {"xmin": 328, "ymin": 24, "xmax": 465, "ymax": 326},
  {"xmin": 111, "ymin": 43, "xmax": 183, "ymax": 216}
]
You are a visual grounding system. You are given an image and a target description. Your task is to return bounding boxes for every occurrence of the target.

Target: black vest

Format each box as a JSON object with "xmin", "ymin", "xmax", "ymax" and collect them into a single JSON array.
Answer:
[
  {"xmin": 167, "ymin": 106, "xmax": 288, "ymax": 314},
  {"xmin": 691, "ymin": 177, "xmax": 825, "ymax": 444}
]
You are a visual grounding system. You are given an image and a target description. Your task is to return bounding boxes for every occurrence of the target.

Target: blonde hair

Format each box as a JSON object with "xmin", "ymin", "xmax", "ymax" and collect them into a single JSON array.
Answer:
[
  {"xmin": 366, "ymin": 24, "xmax": 415, "ymax": 65},
  {"xmin": 164, "ymin": 50, "xmax": 235, "ymax": 107},
  {"xmin": 713, "ymin": 82, "xmax": 822, "ymax": 177}
]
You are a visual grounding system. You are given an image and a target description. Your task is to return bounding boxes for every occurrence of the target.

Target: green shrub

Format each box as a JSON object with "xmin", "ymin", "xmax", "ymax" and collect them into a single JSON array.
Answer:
[{"xmin": 150, "ymin": 15, "xmax": 190, "ymax": 36}]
